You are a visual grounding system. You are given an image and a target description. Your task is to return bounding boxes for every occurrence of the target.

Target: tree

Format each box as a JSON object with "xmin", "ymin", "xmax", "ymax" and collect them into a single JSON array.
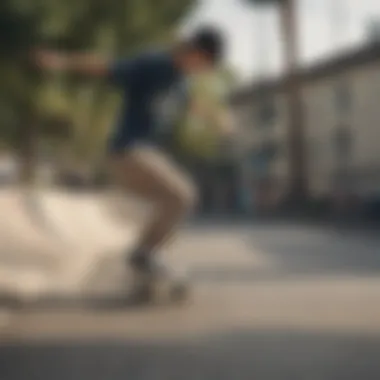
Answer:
[{"xmin": 0, "ymin": 0, "xmax": 195, "ymax": 182}]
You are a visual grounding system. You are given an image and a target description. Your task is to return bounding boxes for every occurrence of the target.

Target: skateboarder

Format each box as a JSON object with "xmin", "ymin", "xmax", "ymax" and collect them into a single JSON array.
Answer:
[{"xmin": 34, "ymin": 26, "xmax": 234, "ymax": 293}]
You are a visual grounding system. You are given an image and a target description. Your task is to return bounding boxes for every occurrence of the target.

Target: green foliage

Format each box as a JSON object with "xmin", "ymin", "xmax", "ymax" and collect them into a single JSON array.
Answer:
[
  {"xmin": 176, "ymin": 66, "xmax": 236, "ymax": 161},
  {"xmin": 0, "ymin": 0, "xmax": 195, "ymax": 165}
]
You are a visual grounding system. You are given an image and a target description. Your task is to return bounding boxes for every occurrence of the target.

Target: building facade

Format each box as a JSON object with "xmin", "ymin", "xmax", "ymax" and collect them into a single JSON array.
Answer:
[{"xmin": 232, "ymin": 43, "xmax": 380, "ymax": 213}]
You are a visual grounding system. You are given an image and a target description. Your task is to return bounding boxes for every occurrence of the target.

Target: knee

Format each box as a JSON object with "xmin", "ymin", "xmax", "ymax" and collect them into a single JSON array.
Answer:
[
  {"xmin": 180, "ymin": 183, "xmax": 198, "ymax": 211},
  {"xmin": 163, "ymin": 183, "xmax": 198, "ymax": 214}
]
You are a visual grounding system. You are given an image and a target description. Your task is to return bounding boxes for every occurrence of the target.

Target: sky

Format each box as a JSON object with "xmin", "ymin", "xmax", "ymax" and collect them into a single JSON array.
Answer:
[{"xmin": 182, "ymin": 0, "xmax": 380, "ymax": 82}]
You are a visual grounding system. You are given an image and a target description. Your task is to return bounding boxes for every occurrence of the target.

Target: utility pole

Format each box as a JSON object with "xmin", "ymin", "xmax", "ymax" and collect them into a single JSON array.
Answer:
[
  {"xmin": 255, "ymin": 9, "xmax": 271, "ymax": 77},
  {"xmin": 244, "ymin": 0, "xmax": 308, "ymax": 204},
  {"xmin": 329, "ymin": 0, "xmax": 349, "ymax": 49},
  {"xmin": 279, "ymin": 0, "xmax": 307, "ymax": 202}
]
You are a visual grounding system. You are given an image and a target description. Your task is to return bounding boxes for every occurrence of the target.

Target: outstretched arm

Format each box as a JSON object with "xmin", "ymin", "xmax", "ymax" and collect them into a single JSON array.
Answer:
[
  {"xmin": 33, "ymin": 50, "xmax": 142, "ymax": 87},
  {"xmin": 33, "ymin": 50, "xmax": 110, "ymax": 77}
]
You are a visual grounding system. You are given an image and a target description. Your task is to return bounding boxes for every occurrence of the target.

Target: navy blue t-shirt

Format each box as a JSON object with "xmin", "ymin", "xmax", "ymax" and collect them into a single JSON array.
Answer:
[{"xmin": 107, "ymin": 50, "xmax": 186, "ymax": 153}]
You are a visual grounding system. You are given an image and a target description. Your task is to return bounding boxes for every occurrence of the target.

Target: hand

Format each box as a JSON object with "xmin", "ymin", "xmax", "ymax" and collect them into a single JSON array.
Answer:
[
  {"xmin": 190, "ymin": 101, "xmax": 209, "ymax": 118},
  {"xmin": 218, "ymin": 111, "xmax": 236, "ymax": 137},
  {"xmin": 33, "ymin": 50, "xmax": 69, "ymax": 71}
]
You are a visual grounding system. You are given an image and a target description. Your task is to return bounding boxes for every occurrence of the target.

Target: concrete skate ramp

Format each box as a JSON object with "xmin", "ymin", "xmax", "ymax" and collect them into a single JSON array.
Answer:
[
  {"xmin": 21, "ymin": 188, "xmax": 137, "ymax": 248},
  {"xmin": 0, "ymin": 186, "xmax": 269, "ymax": 303},
  {"xmin": 0, "ymin": 187, "xmax": 139, "ymax": 298}
]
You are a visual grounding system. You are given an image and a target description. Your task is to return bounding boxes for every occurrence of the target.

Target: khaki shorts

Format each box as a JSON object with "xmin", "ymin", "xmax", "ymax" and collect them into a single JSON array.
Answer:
[{"xmin": 108, "ymin": 145, "xmax": 196, "ymax": 205}]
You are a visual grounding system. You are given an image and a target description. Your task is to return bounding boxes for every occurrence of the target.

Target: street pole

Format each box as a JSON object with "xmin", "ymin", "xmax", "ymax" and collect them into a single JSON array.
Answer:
[
  {"xmin": 244, "ymin": 0, "xmax": 308, "ymax": 204},
  {"xmin": 279, "ymin": 0, "xmax": 308, "ymax": 203}
]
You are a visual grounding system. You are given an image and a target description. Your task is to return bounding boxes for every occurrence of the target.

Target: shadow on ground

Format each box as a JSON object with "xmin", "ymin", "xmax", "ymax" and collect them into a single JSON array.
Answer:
[
  {"xmin": 246, "ymin": 223, "xmax": 380, "ymax": 277},
  {"xmin": 2, "ymin": 222, "xmax": 380, "ymax": 310},
  {"xmin": 1, "ymin": 328, "xmax": 379, "ymax": 380}
]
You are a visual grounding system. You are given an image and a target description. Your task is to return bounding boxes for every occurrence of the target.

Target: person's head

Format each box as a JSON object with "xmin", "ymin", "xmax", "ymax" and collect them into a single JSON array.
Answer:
[{"xmin": 175, "ymin": 26, "xmax": 225, "ymax": 74}]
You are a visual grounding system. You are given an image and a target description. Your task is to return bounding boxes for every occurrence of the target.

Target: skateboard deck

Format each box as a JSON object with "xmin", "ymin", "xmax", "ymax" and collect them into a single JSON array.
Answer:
[{"xmin": 127, "ymin": 271, "xmax": 190, "ymax": 306}]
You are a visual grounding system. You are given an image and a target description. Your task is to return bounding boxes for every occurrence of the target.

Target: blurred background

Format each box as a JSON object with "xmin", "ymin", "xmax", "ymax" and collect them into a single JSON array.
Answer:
[
  {"xmin": 2, "ymin": 0, "xmax": 380, "ymax": 223},
  {"xmin": 1, "ymin": 1, "xmax": 380, "ymax": 379}
]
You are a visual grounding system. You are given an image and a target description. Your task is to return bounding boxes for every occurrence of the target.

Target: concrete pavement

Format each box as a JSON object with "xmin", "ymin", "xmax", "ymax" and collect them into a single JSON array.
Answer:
[{"xmin": 0, "ymin": 189, "xmax": 380, "ymax": 379}]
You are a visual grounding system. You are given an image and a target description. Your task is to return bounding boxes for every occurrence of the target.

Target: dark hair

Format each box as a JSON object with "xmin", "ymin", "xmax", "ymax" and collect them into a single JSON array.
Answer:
[{"xmin": 186, "ymin": 26, "xmax": 225, "ymax": 63}]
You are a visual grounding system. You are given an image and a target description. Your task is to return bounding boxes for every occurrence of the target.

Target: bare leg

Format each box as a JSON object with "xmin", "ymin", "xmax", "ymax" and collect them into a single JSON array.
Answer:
[{"xmin": 110, "ymin": 145, "xmax": 197, "ymax": 259}]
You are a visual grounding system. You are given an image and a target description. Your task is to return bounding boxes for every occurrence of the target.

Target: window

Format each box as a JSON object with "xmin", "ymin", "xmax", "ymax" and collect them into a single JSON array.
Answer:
[
  {"xmin": 257, "ymin": 140, "xmax": 280, "ymax": 161},
  {"xmin": 333, "ymin": 125, "xmax": 352, "ymax": 160},
  {"xmin": 256, "ymin": 98, "xmax": 277, "ymax": 127},
  {"xmin": 334, "ymin": 82, "xmax": 352, "ymax": 114}
]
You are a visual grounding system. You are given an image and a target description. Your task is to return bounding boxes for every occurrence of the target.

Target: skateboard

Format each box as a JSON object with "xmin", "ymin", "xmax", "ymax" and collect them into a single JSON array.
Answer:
[{"xmin": 127, "ymin": 270, "xmax": 190, "ymax": 305}]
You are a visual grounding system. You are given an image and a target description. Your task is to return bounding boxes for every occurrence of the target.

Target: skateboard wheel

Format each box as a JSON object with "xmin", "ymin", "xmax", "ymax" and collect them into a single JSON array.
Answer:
[
  {"xmin": 169, "ymin": 283, "xmax": 189, "ymax": 303},
  {"xmin": 129, "ymin": 283, "xmax": 155, "ymax": 304}
]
